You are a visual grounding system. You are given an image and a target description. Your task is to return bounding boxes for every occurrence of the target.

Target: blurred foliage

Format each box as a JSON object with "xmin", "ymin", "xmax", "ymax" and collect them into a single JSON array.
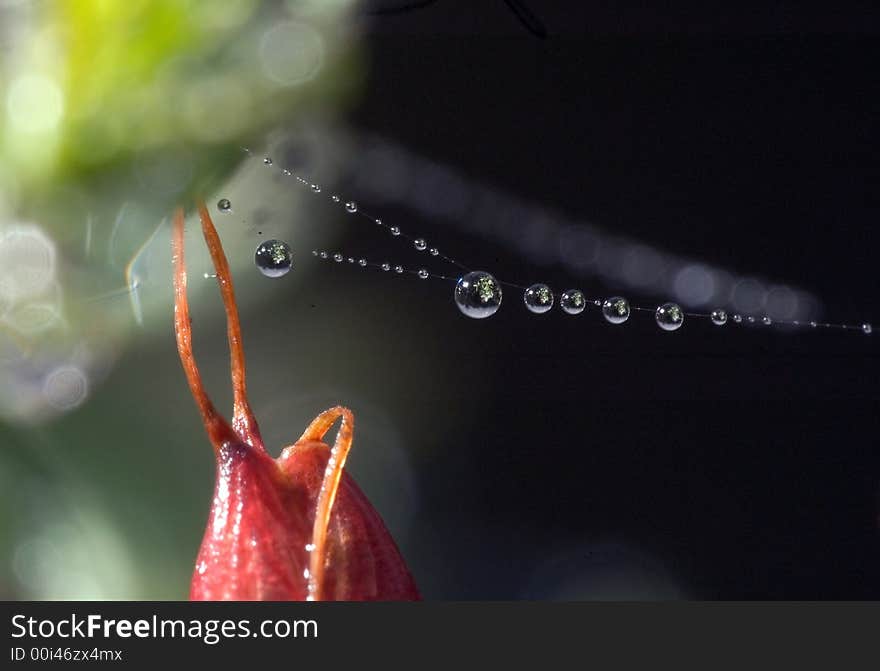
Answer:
[
  {"xmin": 0, "ymin": 0, "xmax": 362, "ymax": 422},
  {"xmin": 0, "ymin": 0, "xmax": 367, "ymax": 597}
]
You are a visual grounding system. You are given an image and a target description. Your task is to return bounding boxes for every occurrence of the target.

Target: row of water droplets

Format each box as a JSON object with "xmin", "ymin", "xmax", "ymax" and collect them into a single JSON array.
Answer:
[{"xmin": 224, "ymin": 148, "xmax": 872, "ymax": 335}]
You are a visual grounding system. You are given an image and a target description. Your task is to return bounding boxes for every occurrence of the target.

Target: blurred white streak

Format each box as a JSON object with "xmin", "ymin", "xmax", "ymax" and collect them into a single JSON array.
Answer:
[
  {"xmin": 124, "ymin": 217, "xmax": 165, "ymax": 327},
  {"xmin": 674, "ymin": 264, "xmax": 715, "ymax": 306},
  {"xmin": 345, "ymin": 134, "xmax": 821, "ymax": 320},
  {"xmin": 107, "ymin": 201, "xmax": 130, "ymax": 269}
]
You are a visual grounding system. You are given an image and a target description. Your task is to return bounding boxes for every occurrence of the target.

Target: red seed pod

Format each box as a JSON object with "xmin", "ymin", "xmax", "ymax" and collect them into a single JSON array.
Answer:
[{"xmin": 172, "ymin": 202, "xmax": 420, "ymax": 601}]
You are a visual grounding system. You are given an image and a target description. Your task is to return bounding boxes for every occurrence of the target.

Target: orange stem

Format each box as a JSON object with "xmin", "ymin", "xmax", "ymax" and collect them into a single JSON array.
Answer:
[
  {"xmin": 301, "ymin": 406, "xmax": 355, "ymax": 601},
  {"xmin": 172, "ymin": 207, "xmax": 234, "ymax": 449},
  {"xmin": 196, "ymin": 200, "xmax": 264, "ymax": 449}
]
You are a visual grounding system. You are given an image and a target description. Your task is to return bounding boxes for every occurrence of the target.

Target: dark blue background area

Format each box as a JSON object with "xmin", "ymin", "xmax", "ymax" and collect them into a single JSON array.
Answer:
[{"xmin": 335, "ymin": 2, "xmax": 880, "ymax": 598}]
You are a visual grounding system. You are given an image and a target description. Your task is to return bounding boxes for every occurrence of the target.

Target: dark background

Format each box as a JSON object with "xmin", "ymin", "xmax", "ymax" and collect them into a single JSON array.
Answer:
[{"xmin": 320, "ymin": 2, "xmax": 880, "ymax": 598}]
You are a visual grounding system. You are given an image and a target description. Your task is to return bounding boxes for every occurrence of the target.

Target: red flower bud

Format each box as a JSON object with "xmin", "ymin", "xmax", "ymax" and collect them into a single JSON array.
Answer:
[{"xmin": 172, "ymin": 203, "xmax": 420, "ymax": 601}]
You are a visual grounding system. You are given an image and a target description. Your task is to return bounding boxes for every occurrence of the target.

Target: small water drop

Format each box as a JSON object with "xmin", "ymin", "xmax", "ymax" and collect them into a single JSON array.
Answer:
[
  {"xmin": 310, "ymin": 184, "xmax": 322, "ymax": 193},
  {"xmin": 394, "ymin": 265, "xmax": 404, "ymax": 274},
  {"xmin": 311, "ymin": 250, "xmax": 318, "ymax": 256},
  {"xmin": 375, "ymin": 218, "xmax": 383, "ymax": 226},
  {"xmin": 429, "ymin": 248, "xmax": 439, "ymax": 256},
  {"xmin": 523, "ymin": 283, "xmax": 554, "ymax": 314},
  {"xmin": 414, "ymin": 238, "xmax": 427, "ymax": 251},
  {"xmin": 454, "ymin": 271, "xmax": 502, "ymax": 319},
  {"xmin": 747, "ymin": 316, "xmax": 756, "ymax": 324},
  {"xmin": 358, "ymin": 258, "xmax": 367, "ymax": 267},
  {"xmin": 382, "ymin": 263, "xmax": 391, "ymax": 271},
  {"xmin": 331, "ymin": 195, "xmax": 341, "ymax": 203},
  {"xmin": 862, "ymin": 323, "xmax": 872, "ymax": 334},
  {"xmin": 217, "ymin": 198, "xmax": 232, "ymax": 213},
  {"xmin": 254, "ymin": 239, "xmax": 293, "ymax": 278},
  {"xmin": 602, "ymin": 296, "xmax": 630, "ymax": 324},
  {"xmin": 347, "ymin": 257, "xmax": 355, "ymax": 264},
  {"xmin": 333, "ymin": 253, "xmax": 343, "ymax": 262},
  {"xmin": 655, "ymin": 302, "xmax": 684, "ymax": 331},
  {"xmin": 263, "ymin": 157, "xmax": 273, "ymax": 165},
  {"xmin": 319, "ymin": 251, "xmax": 328, "ymax": 259},
  {"xmin": 710, "ymin": 309, "xmax": 727, "ymax": 326},
  {"xmin": 560, "ymin": 289, "xmax": 586, "ymax": 315},
  {"xmin": 282, "ymin": 169, "xmax": 291, "ymax": 176},
  {"xmin": 762, "ymin": 316, "xmax": 772, "ymax": 325},
  {"xmin": 345, "ymin": 201, "xmax": 358, "ymax": 213},
  {"xmin": 418, "ymin": 269, "xmax": 429, "ymax": 279},
  {"xmin": 390, "ymin": 226, "xmax": 401, "ymax": 236},
  {"xmin": 732, "ymin": 314, "xmax": 743, "ymax": 323}
]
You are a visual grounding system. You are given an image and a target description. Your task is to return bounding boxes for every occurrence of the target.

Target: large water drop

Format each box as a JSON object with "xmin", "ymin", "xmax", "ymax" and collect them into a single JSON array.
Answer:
[
  {"xmin": 524, "ymin": 283, "xmax": 554, "ymax": 314},
  {"xmin": 602, "ymin": 297, "xmax": 630, "ymax": 324},
  {"xmin": 560, "ymin": 289, "xmax": 586, "ymax": 315},
  {"xmin": 254, "ymin": 239, "xmax": 293, "ymax": 278},
  {"xmin": 454, "ymin": 271, "xmax": 502, "ymax": 319},
  {"xmin": 655, "ymin": 302, "xmax": 684, "ymax": 331}
]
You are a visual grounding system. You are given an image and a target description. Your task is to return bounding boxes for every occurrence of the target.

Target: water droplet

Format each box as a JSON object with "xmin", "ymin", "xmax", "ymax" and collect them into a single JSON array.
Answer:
[
  {"xmin": 217, "ymin": 198, "xmax": 232, "ymax": 213},
  {"xmin": 809, "ymin": 320, "xmax": 818, "ymax": 328},
  {"xmin": 347, "ymin": 257, "xmax": 355, "ymax": 263},
  {"xmin": 345, "ymin": 201, "xmax": 358, "ymax": 213},
  {"xmin": 710, "ymin": 309, "xmax": 727, "ymax": 326},
  {"xmin": 333, "ymin": 253, "xmax": 343, "ymax": 262},
  {"xmin": 331, "ymin": 195, "xmax": 341, "ymax": 203},
  {"xmin": 382, "ymin": 263, "xmax": 391, "ymax": 271},
  {"xmin": 310, "ymin": 184, "xmax": 321, "ymax": 193},
  {"xmin": 655, "ymin": 302, "xmax": 684, "ymax": 331},
  {"xmin": 394, "ymin": 265, "xmax": 404, "ymax": 274},
  {"xmin": 602, "ymin": 296, "xmax": 630, "ymax": 324},
  {"xmin": 862, "ymin": 323, "xmax": 873, "ymax": 334},
  {"xmin": 254, "ymin": 239, "xmax": 293, "ymax": 278},
  {"xmin": 282, "ymin": 169, "xmax": 291, "ymax": 176},
  {"xmin": 414, "ymin": 238, "xmax": 427, "ymax": 251},
  {"xmin": 762, "ymin": 316, "xmax": 772, "ymax": 325},
  {"xmin": 429, "ymin": 248, "xmax": 439, "ymax": 256},
  {"xmin": 319, "ymin": 251, "xmax": 328, "ymax": 259},
  {"xmin": 358, "ymin": 258, "xmax": 367, "ymax": 267},
  {"xmin": 311, "ymin": 250, "xmax": 318, "ymax": 256},
  {"xmin": 454, "ymin": 271, "xmax": 502, "ymax": 319},
  {"xmin": 747, "ymin": 316, "xmax": 756, "ymax": 324},
  {"xmin": 375, "ymin": 218, "xmax": 383, "ymax": 226},
  {"xmin": 560, "ymin": 289, "xmax": 586, "ymax": 315},
  {"xmin": 418, "ymin": 269, "xmax": 429, "ymax": 279},
  {"xmin": 523, "ymin": 283, "xmax": 554, "ymax": 314},
  {"xmin": 732, "ymin": 314, "xmax": 742, "ymax": 323},
  {"xmin": 263, "ymin": 156, "xmax": 273, "ymax": 165},
  {"xmin": 390, "ymin": 226, "xmax": 400, "ymax": 236}
]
